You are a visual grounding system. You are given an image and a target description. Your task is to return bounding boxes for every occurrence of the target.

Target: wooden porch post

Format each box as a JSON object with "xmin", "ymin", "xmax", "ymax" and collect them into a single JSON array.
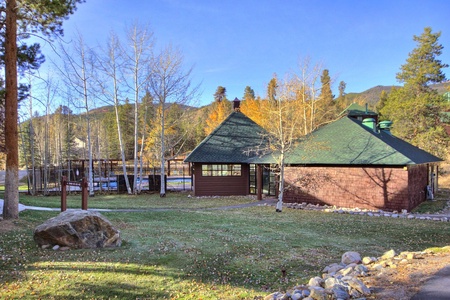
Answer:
[{"xmin": 257, "ymin": 164, "xmax": 263, "ymax": 200}]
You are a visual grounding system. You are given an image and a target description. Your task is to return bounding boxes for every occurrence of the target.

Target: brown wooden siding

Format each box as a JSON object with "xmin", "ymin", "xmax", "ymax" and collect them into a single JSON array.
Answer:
[
  {"xmin": 192, "ymin": 163, "xmax": 249, "ymax": 196},
  {"xmin": 283, "ymin": 165, "xmax": 420, "ymax": 211}
]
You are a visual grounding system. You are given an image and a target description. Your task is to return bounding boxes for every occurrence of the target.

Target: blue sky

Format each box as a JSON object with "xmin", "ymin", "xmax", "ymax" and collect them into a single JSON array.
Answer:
[{"xmin": 41, "ymin": 0, "xmax": 450, "ymax": 107}]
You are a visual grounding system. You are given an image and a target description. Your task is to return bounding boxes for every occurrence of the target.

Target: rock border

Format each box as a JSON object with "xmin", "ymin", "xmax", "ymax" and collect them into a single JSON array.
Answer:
[
  {"xmin": 277, "ymin": 200, "xmax": 450, "ymax": 222},
  {"xmin": 264, "ymin": 247, "xmax": 450, "ymax": 300}
]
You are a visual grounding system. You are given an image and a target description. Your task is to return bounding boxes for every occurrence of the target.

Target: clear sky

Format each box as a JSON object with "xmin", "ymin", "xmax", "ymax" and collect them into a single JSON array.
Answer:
[{"xmin": 40, "ymin": 0, "xmax": 450, "ymax": 107}]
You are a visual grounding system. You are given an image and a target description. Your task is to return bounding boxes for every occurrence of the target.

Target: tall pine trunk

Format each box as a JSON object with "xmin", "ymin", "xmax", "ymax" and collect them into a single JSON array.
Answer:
[{"xmin": 3, "ymin": 0, "xmax": 19, "ymax": 219}]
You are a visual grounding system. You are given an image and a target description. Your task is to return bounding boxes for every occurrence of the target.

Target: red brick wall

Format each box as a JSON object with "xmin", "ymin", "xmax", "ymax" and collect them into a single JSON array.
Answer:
[
  {"xmin": 407, "ymin": 164, "xmax": 428, "ymax": 211},
  {"xmin": 283, "ymin": 165, "xmax": 422, "ymax": 211}
]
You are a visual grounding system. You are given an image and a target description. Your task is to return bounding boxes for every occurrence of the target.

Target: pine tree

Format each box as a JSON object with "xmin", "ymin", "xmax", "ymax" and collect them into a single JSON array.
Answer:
[
  {"xmin": 380, "ymin": 27, "xmax": 448, "ymax": 156},
  {"xmin": 2, "ymin": 0, "xmax": 84, "ymax": 219},
  {"xmin": 267, "ymin": 76, "xmax": 278, "ymax": 102},
  {"xmin": 317, "ymin": 69, "xmax": 334, "ymax": 123},
  {"xmin": 396, "ymin": 27, "xmax": 448, "ymax": 91},
  {"xmin": 243, "ymin": 86, "xmax": 255, "ymax": 101},
  {"xmin": 213, "ymin": 86, "xmax": 227, "ymax": 102}
]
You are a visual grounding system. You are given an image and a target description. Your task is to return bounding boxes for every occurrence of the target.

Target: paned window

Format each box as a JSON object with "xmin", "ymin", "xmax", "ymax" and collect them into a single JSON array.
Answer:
[{"xmin": 201, "ymin": 164, "xmax": 241, "ymax": 176}]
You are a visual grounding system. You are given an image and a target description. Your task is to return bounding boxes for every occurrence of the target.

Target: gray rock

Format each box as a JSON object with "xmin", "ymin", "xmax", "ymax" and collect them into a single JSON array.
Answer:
[
  {"xmin": 324, "ymin": 277, "xmax": 341, "ymax": 289},
  {"xmin": 332, "ymin": 284, "xmax": 350, "ymax": 299},
  {"xmin": 291, "ymin": 292, "xmax": 302, "ymax": 300},
  {"xmin": 308, "ymin": 276, "xmax": 324, "ymax": 287},
  {"xmin": 302, "ymin": 289, "xmax": 311, "ymax": 297},
  {"xmin": 355, "ymin": 264, "xmax": 368, "ymax": 275},
  {"xmin": 309, "ymin": 286, "xmax": 326, "ymax": 300},
  {"xmin": 341, "ymin": 251, "xmax": 361, "ymax": 265},
  {"xmin": 347, "ymin": 278, "xmax": 371, "ymax": 295},
  {"xmin": 323, "ymin": 263, "xmax": 344, "ymax": 274},
  {"xmin": 264, "ymin": 292, "xmax": 282, "ymax": 300},
  {"xmin": 34, "ymin": 210, "xmax": 121, "ymax": 249},
  {"xmin": 362, "ymin": 256, "xmax": 375, "ymax": 265}
]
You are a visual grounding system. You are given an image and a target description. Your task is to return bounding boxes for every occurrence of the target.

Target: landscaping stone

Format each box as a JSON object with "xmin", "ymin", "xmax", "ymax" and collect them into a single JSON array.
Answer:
[
  {"xmin": 309, "ymin": 286, "xmax": 326, "ymax": 300},
  {"xmin": 34, "ymin": 210, "xmax": 121, "ymax": 249},
  {"xmin": 381, "ymin": 249, "xmax": 396, "ymax": 260},
  {"xmin": 308, "ymin": 276, "xmax": 324, "ymax": 287},
  {"xmin": 331, "ymin": 284, "xmax": 350, "ymax": 299},
  {"xmin": 342, "ymin": 251, "xmax": 361, "ymax": 265}
]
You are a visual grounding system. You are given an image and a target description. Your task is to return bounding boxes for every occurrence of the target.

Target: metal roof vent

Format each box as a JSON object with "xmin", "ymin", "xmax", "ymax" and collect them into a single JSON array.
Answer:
[
  {"xmin": 362, "ymin": 118, "xmax": 376, "ymax": 132},
  {"xmin": 378, "ymin": 120, "xmax": 393, "ymax": 135}
]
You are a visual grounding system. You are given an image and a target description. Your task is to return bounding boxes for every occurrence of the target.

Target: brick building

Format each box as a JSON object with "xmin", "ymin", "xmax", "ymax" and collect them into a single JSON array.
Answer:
[{"xmin": 185, "ymin": 106, "xmax": 442, "ymax": 211}]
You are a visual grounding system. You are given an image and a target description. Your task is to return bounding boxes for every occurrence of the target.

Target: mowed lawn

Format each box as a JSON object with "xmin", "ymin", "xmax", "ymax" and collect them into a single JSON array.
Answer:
[{"xmin": 1, "ymin": 192, "xmax": 450, "ymax": 299}]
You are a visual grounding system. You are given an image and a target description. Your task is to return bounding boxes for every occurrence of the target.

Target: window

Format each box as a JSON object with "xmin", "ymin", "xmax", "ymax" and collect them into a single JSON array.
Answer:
[{"xmin": 202, "ymin": 164, "xmax": 241, "ymax": 176}]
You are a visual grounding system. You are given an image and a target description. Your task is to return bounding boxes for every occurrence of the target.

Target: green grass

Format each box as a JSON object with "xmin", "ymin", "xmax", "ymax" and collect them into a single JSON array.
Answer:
[
  {"xmin": 18, "ymin": 192, "xmax": 256, "ymax": 209},
  {"xmin": 412, "ymin": 188, "xmax": 449, "ymax": 214},
  {"xmin": 1, "ymin": 194, "xmax": 450, "ymax": 299}
]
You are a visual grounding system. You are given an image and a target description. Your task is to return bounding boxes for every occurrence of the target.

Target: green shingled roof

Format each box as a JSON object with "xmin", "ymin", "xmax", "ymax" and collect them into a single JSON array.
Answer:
[
  {"xmin": 339, "ymin": 102, "xmax": 377, "ymax": 118},
  {"xmin": 184, "ymin": 111, "xmax": 267, "ymax": 163},
  {"xmin": 251, "ymin": 117, "xmax": 442, "ymax": 165}
]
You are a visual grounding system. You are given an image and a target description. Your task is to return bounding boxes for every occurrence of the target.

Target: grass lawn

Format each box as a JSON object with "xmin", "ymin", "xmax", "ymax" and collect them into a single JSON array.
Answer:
[
  {"xmin": 1, "ymin": 193, "xmax": 450, "ymax": 299},
  {"xmin": 17, "ymin": 192, "xmax": 256, "ymax": 210}
]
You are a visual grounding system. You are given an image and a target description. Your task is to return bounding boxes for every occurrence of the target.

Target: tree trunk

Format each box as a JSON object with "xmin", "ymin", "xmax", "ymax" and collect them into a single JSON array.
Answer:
[
  {"xmin": 160, "ymin": 104, "xmax": 166, "ymax": 197},
  {"xmin": 3, "ymin": 0, "xmax": 19, "ymax": 219}
]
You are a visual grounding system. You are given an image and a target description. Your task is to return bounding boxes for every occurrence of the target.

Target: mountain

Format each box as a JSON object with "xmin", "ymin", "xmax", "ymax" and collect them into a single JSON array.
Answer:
[{"xmin": 345, "ymin": 81, "xmax": 450, "ymax": 106}]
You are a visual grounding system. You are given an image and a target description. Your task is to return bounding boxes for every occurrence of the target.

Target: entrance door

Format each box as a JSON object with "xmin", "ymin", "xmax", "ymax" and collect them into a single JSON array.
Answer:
[
  {"xmin": 249, "ymin": 164, "xmax": 276, "ymax": 196},
  {"xmin": 262, "ymin": 166, "xmax": 276, "ymax": 196}
]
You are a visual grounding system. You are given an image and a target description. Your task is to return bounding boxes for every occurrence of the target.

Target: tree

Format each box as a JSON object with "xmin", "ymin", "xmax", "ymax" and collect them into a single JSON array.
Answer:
[
  {"xmin": 57, "ymin": 31, "xmax": 96, "ymax": 196},
  {"xmin": 122, "ymin": 23, "xmax": 154, "ymax": 194},
  {"xmin": 147, "ymin": 44, "xmax": 198, "ymax": 197},
  {"xmin": 338, "ymin": 80, "xmax": 346, "ymax": 98},
  {"xmin": 396, "ymin": 27, "xmax": 448, "ymax": 91},
  {"xmin": 318, "ymin": 69, "xmax": 334, "ymax": 122},
  {"xmin": 380, "ymin": 27, "xmax": 448, "ymax": 157},
  {"xmin": 204, "ymin": 99, "xmax": 231, "ymax": 135},
  {"xmin": 2, "ymin": 0, "xmax": 84, "ymax": 219},
  {"xmin": 257, "ymin": 59, "xmax": 332, "ymax": 212},
  {"xmin": 95, "ymin": 31, "xmax": 133, "ymax": 193},
  {"xmin": 242, "ymin": 86, "xmax": 255, "ymax": 101},
  {"xmin": 267, "ymin": 76, "xmax": 278, "ymax": 102},
  {"xmin": 213, "ymin": 86, "xmax": 226, "ymax": 102}
]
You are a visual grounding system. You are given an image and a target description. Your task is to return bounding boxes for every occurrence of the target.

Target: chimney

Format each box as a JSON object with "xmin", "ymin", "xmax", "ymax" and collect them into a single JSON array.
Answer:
[{"xmin": 233, "ymin": 97, "xmax": 241, "ymax": 111}]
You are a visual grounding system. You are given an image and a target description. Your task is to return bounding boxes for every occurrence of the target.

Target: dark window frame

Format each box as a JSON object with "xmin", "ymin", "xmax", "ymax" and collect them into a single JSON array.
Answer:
[{"xmin": 201, "ymin": 164, "xmax": 242, "ymax": 177}]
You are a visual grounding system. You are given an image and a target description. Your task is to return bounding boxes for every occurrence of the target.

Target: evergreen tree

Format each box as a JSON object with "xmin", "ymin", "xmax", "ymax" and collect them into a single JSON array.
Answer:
[
  {"xmin": 317, "ymin": 69, "xmax": 334, "ymax": 123},
  {"xmin": 243, "ymin": 86, "xmax": 255, "ymax": 101},
  {"xmin": 338, "ymin": 81, "xmax": 346, "ymax": 98},
  {"xmin": 320, "ymin": 69, "xmax": 333, "ymax": 103},
  {"xmin": 380, "ymin": 27, "xmax": 448, "ymax": 156},
  {"xmin": 267, "ymin": 76, "xmax": 278, "ymax": 102},
  {"xmin": 396, "ymin": 27, "xmax": 448, "ymax": 91},
  {"xmin": 2, "ymin": 0, "xmax": 84, "ymax": 219},
  {"xmin": 213, "ymin": 86, "xmax": 227, "ymax": 102},
  {"xmin": 335, "ymin": 80, "xmax": 347, "ymax": 111}
]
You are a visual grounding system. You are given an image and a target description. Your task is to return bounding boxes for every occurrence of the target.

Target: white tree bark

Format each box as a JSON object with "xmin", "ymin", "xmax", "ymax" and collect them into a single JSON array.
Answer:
[{"xmin": 95, "ymin": 32, "xmax": 132, "ymax": 194}]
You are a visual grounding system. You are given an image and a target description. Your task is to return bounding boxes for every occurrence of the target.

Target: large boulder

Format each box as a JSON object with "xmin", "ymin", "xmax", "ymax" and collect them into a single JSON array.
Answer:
[{"xmin": 34, "ymin": 210, "xmax": 121, "ymax": 249}]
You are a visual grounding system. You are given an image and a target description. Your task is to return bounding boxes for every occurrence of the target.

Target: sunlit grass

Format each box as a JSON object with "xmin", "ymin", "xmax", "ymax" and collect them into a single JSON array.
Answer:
[
  {"xmin": 1, "ymin": 205, "xmax": 450, "ymax": 299},
  {"xmin": 18, "ymin": 192, "xmax": 258, "ymax": 210}
]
